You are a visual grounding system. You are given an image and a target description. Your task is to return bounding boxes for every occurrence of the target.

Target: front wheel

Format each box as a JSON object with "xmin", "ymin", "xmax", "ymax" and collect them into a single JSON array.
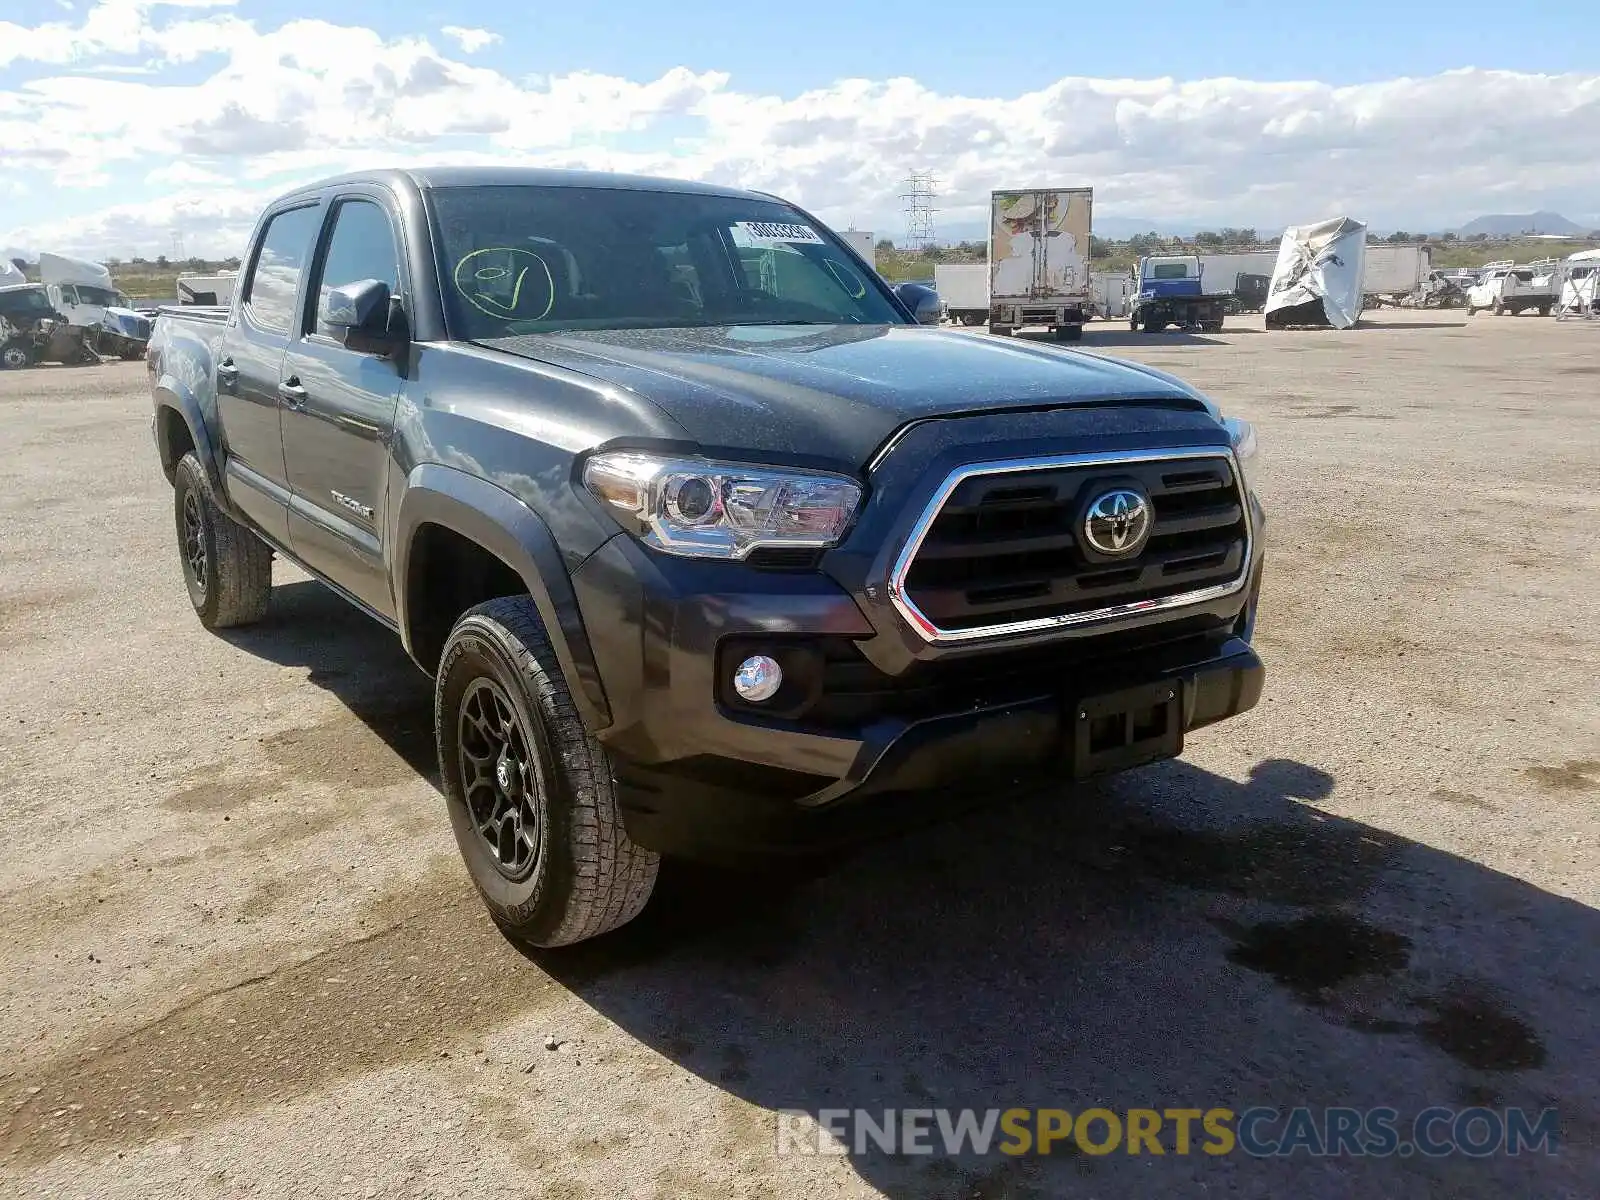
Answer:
[
  {"xmin": 436, "ymin": 597, "xmax": 659, "ymax": 947},
  {"xmin": 173, "ymin": 452, "xmax": 272, "ymax": 629},
  {"xmin": 1, "ymin": 340, "xmax": 31, "ymax": 369}
]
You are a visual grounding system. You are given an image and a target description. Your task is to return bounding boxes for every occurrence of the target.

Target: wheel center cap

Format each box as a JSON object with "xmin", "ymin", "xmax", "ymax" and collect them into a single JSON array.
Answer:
[{"xmin": 495, "ymin": 753, "xmax": 519, "ymax": 797}]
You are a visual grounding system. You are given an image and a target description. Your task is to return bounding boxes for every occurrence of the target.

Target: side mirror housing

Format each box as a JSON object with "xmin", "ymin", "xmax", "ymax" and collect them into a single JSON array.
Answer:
[
  {"xmin": 323, "ymin": 278, "xmax": 407, "ymax": 356},
  {"xmin": 894, "ymin": 282, "xmax": 942, "ymax": 325}
]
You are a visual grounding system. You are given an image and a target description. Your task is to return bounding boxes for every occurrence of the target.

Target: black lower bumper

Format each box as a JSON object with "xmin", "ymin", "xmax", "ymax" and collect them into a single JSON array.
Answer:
[{"xmin": 615, "ymin": 637, "xmax": 1263, "ymax": 859}]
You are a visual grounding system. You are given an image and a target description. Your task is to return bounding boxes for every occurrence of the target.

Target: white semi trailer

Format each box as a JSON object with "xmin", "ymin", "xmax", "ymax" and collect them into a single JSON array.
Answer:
[{"xmin": 987, "ymin": 187, "xmax": 1092, "ymax": 340}]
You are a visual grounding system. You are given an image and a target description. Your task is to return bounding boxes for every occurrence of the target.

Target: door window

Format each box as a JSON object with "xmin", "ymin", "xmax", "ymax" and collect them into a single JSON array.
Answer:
[
  {"xmin": 309, "ymin": 200, "xmax": 401, "ymax": 338},
  {"xmin": 244, "ymin": 205, "xmax": 322, "ymax": 334}
]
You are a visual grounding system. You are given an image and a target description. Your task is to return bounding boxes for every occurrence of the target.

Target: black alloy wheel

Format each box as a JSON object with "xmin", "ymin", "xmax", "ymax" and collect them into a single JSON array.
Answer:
[
  {"xmin": 181, "ymin": 487, "xmax": 208, "ymax": 594},
  {"xmin": 457, "ymin": 676, "xmax": 545, "ymax": 881}
]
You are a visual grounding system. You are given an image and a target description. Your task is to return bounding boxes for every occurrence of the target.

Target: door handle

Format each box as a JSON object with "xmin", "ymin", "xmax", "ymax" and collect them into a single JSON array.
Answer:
[
  {"xmin": 216, "ymin": 359, "xmax": 239, "ymax": 388},
  {"xmin": 278, "ymin": 379, "xmax": 307, "ymax": 410}
]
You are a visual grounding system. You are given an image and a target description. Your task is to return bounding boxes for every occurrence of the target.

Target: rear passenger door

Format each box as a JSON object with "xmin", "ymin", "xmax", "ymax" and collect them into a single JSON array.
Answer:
[
  {"xmin": 219, "ymin": 203, "xmax": 323, "ymax": 547},
  {"xmin": 278, "ymin": 192, "xmax": 406, "ymax": 619}
]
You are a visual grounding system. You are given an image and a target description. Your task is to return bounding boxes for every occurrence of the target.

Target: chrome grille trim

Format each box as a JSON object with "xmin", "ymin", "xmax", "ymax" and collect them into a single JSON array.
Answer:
[{"xmin": 886, "ymin": 447, "xmax": 1252, "ymax": 644}]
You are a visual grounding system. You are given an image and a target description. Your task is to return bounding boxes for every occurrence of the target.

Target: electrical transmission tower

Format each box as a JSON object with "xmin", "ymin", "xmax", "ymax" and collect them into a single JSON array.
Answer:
[{"xmin": 900, "ymin": 172, "xmax": 938, "ymax": 250}]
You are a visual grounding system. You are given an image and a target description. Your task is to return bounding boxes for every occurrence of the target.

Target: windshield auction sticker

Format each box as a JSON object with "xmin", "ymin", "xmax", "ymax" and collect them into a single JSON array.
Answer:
[{"xmin": 734, "ymin": 221, "xmax": 825, "ymax": 246}]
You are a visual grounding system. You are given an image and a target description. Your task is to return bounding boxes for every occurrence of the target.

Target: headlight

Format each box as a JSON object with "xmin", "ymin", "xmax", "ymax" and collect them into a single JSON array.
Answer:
[
  {"xmin": 1223, "ymin": 416, "xmax": 1258, "ymax": 486},
  {"xmin": 583, "ymin": 451, "xmax": 863, "ymax": 560}
]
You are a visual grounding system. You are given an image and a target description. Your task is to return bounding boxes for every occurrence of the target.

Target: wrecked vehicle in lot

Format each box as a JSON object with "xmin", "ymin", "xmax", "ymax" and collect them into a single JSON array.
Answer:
[
  {"xmin": 148, "ymin": 167, "xmax": 1266, "ymax": 946},
  {"xmin": 39, "ymin": 252, "xmax": 150, "ymax": 360},
  {"xmin": 1265, "ymin": 217, "xmax": 1368, "ymax": 329},
  {"xmin": 0, "ymin": 283, "xmax": 100, "ymax": 367}
]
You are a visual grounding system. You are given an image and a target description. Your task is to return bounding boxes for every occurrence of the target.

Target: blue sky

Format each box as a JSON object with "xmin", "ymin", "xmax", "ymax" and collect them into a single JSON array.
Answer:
[
  {"xmin": 2, "ymin": 0, "xmax": 1597, "ymax": 257},
  {"xmin": 196, "ymin": 0, "xmax": 1590, "ymax": 94}
]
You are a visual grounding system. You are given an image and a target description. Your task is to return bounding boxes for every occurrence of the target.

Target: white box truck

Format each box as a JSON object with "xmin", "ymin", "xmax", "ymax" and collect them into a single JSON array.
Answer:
[
  {"xmin": 934, "ymin": 263, "xmax": 988, "ymax": 324},
  {"xmin": 1362, "ymin": 244, "xmax": 1431, "ymax": 305},
  {"xmin": 988, "ymin": 187, "xmax": 1092, "ymax": 340}
]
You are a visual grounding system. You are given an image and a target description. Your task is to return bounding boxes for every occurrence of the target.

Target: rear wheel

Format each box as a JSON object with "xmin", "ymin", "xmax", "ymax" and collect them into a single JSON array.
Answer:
[
  {"xmin": 988, "ymin": 324, "xmax": 1014, "ymax": 337},
  {"xmin": 173, "ymin": 452, "xmax": 272, "ymax": 629},
  {"xmin": 1051, "ymin": 324, "xmax": 1083, "ymax": 342},
  {"xmin": 437, "ymin": 597, "xmax": 659, "ymax": 947},
  {"xmin": 1538, "ymin": 303, "xmax": 1552, "ymax": 317}
]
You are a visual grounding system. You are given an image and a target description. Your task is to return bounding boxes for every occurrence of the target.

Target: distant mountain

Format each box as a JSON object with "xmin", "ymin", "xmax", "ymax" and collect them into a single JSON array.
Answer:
[{"xmin": 1455, "ymin": 212, "xmax": 1583, "ymax": 236}]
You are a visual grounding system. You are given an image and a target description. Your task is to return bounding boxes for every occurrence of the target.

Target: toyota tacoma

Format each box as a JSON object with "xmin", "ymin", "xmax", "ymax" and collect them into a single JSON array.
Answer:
[{"xmin": 148, "ymin": 168, "xmax": 1265, "ymax": 947}]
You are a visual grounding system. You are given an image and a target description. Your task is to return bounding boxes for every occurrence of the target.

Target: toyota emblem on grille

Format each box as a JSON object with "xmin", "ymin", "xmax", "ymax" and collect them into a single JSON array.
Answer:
[{"xmin": 1083, "ymin": 488, "xmax": 1152, "ymax": 556}]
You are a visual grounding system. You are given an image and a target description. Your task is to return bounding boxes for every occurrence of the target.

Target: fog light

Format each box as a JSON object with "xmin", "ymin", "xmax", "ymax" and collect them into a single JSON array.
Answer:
[{"xmin": 732, "ymin": 655, "xmax": 783, "ymax": 703}]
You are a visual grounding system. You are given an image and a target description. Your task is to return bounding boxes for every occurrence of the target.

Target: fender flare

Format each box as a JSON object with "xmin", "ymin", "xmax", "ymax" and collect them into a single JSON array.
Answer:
[
  {"xmin": 153, "ymin": 375, "xmax": 225, "ymax": 492},
  {"xmin": 394, "ymin": 464, "xmax": 611, "ymax": 731}
]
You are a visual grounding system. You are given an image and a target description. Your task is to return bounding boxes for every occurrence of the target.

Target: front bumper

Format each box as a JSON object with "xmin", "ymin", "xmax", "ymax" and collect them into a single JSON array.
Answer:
[{"xmin": 572, "ymin": 530, "xmax": 1264, "ymax": 860}]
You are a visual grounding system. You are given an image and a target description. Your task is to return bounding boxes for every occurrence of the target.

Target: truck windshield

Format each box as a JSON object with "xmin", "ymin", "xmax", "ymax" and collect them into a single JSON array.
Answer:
[
  {"xmin": 427, "ymin": 185, "xmax": 903, "ymax": 338},
  {"xmin": 75, "ymin": 285, "xmax": 122, "ymax": 307}
]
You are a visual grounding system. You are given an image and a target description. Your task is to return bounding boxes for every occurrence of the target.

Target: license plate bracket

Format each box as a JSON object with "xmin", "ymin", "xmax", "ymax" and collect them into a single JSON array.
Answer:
[{"xmin": 1069, "ymin": 679, "xmax": 1184, "ymax": 779}]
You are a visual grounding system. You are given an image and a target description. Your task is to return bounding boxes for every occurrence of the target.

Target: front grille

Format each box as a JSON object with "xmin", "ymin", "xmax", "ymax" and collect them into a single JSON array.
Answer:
[{"xmin": 896, "ymin": 450, "xmax": 1248, "ymax": 639}]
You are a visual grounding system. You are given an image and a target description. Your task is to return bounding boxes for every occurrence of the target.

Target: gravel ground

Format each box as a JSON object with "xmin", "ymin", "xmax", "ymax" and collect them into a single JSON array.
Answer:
[{"xmin": 1, "ymin": 309, "xmax": 1596, "ymax": 1198}]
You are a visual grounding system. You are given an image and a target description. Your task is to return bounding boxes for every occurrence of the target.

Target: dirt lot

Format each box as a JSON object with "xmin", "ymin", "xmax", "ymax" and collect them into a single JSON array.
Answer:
[{"xmin": 1, "ymin": 310, "xmax": 1596, "ymax": 1198}]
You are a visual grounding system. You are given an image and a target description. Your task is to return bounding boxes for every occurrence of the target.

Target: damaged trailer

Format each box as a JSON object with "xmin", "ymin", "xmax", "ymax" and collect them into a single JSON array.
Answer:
[{"xmin": 1265, "ymin": 216, "xmax": 1368, "ymax": 330}]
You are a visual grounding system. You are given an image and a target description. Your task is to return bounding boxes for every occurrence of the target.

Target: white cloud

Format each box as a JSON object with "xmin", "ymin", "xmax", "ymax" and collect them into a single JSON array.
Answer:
[
  {"xmin": 440, "ymin": 25, "xmax": 499, "ymax": 54},
  {"xmin": 2, "ymin": 2, "xmax": 1598, "ymax": 258}
]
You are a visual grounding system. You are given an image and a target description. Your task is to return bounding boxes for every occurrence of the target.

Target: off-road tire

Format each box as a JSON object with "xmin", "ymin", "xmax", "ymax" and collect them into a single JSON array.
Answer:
[
  {"xmin": 436, "ymin": 597, "xmax": 659, "ymax": 947},
  {"xmin": 173, "ymin": 452, "xmax": 272, "ymax": 629}
]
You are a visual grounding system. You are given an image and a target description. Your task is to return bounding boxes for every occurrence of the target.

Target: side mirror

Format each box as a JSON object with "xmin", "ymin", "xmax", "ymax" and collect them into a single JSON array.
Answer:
[
  {"xmin": 894, "ymin": 282, "xmax": 942, "ymax": 325},
  {"xmin": 323, "ymin": 278, "xmax": 407, "ymax": 356}
]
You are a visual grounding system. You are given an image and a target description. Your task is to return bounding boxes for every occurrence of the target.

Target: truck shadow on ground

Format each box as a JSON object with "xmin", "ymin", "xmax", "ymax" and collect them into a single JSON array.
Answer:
[
  {"xmin": 6, "ymin": 580, "xmax": 1595, "ymax": 1197},
  {"xmin": 537, "ymin": 760, "xmax": 1597, "ymax": 1196},
  {"xmin": 216, "ymin": 577, "xmax": 440, "ymax": 784}
]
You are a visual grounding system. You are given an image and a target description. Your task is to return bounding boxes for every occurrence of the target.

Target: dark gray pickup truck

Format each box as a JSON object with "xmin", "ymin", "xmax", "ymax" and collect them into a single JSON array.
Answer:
[{"xmin": 149, "ymin": 167, "xmax": 1265, "ymax": 946}]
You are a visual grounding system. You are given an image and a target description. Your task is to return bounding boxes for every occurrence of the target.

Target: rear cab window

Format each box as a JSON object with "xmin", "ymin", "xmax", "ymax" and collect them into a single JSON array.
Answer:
[{"xmin": 243, "ymin": 205, "xmax": 324, "ymax": 334}]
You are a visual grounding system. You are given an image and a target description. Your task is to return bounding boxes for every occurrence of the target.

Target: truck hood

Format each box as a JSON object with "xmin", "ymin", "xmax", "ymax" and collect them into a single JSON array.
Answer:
[{"xmin": 479, "ymin": 324, "xmax": 1214, "ymax": 469}]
